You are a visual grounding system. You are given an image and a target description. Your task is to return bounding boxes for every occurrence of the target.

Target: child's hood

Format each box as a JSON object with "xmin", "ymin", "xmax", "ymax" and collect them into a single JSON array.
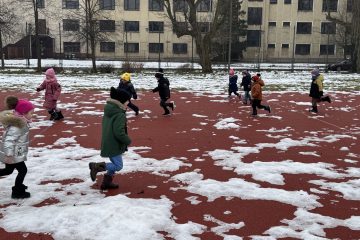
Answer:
[
  {"xmin": 104, "ymin": 98, "xmax": 127, "ymax": 117},
  {"xmin": 45, "ymin": 68, "xmax": 58, "ymax": 83},
  {"xmin": 0, "ymin": 110, "xmax": 26, "ymax": 128}
]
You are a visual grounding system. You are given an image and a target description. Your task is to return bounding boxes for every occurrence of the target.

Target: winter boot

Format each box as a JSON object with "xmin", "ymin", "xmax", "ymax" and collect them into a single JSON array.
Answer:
[
  {"xmin": 48, "ymin": 110, "xmax": 56, "ymax": 120},
  {"xmin": 11, "ymin": 185, "xmax": 31, "ymax": 199},
  {"xmin": 100, "ymin": 174, "xmax": 119, "ymax": 190},
  {"xmin": 265, "ymin": 106, "xmax": 271, "ymax": 113},
  {"xmin": 309, "ymin": 105, "xmax": 318, "ymax": 113},
  {"xmin": 169, "ymin": 101, "xmax": 175, "ymax": 111},
  {"xmin": 54, "ymin": 111, "xmax": 64, "ymax": 120},
  {"xmin": 89, "ymin": 162, "xmax": 106, "ymax": 181},
  {"xmin": 322, "ymin": 96, "xmax": 331, "ymax": 103}
]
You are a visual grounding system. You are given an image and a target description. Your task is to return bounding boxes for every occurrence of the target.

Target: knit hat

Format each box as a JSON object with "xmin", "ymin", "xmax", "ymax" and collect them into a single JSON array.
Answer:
[
  {"xmin": 5, "ymin": 95, "xmax": 19, "ymax": 110},
  {"xmin": 155, "ymin": 68, "xmax": 164, "ymax": 78},
  {"xmin": 110, "ymin": 87, "xmax": 130, "ymax": 104},
  {"xmin": 229, "ymin": 68, "xmax": 235, "ymax": 76},
  {"xmin": 121, "ymin": 72, "xmax": 131, "ymax": 81},
  {"xmin": 14, "ymin": 99, "xmax": 35, "ymax": 115},
  {"xmin": 45, "ymin": 68, "xmax": 56, "ymax": 78},
  {"xmin": 311, "ymin": 68, "xmax": 320, "ymax": 77},
  {"xmin": 252, "ymin": 75, "xmax": 259, "ymax": 81}
]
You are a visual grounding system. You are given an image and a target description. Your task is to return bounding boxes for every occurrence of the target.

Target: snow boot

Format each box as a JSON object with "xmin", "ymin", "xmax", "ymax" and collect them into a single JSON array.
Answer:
[
  {"xmin": 11, "ymin": 185, "xmax": 30, "ymax": 199},
  {"xmin": 48, "ymin": 110, "xmax": 58, "ymax": 120},
  {"xmin": 89, "ymin": 162, "xmax": 106, "ymax": 181},
  {"xmin": 265, "ymin": 106, "xmax": 271, "ymax": 113},
  {"xmin": 322, "ymin": 96, "xmax": 331, "ymax": 103},
  {"xmin": 309, "ymin": 106, "xmax": 318, "ymax": 113},
  {"xmin": 54, "ymin": 111, "xmax": 64, "ymax": 120},
  {"xmin": 169, "ymin": 101, "xmax": 175, "ymax": 111},
  {"xmin": 100, "ymin": 174, "xmax": 119, "ymax": 190}
]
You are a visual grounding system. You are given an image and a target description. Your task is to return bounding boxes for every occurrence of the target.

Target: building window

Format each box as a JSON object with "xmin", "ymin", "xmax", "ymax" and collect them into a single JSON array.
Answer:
[
  {"xmin": 62, "ymin": 0, "xmax": 79, "ymax": 9},
  {"xmin": 344, "ymin": 45, "xmax": 352, "ymax": 55},
  {"xmin": 247, "ymin": 7, "xmax": 262, "ymax": 25},
  {"xmin": 270, "ymin": 0, "xmax": 278, "ymax": 4},
  {"xmin": 149, "ymin": 0, "xmax": 164, "ymax": 11},
  {"xmin": 298, "ymin": 0, "xmax": 313, "ymax": 11},
  {"xmin": 284, "ymin": 0, "xmax": 292, "ymax": 4},
  {"xmin": 99, "ymin": 20, "xmax": 115, "ymax": 32},
  {"xmin": 124, "ymin": 43, "xmax": 139, "ymax": 53},
  {"xmin": 173, "ymin": 22, "xmax": 189, "ymax": 33},
  {"xmin": 269, "ymin": 22, "xmax": 276, "ymax": 27},
  {"xmin": 36, "ymin": 0, "xmax": 45, "ymax": 8},
  {"xmin": 282, "ymin": 44, "xmax": 289, "ymax": 48},
  {"xmin": 197, "ymin": 0, "xmax": 212, "ymax": 12},
  {"xmin": 198, "ymin": 22, "xmax": 210, "ymax": 33},
  {"xmin": 100, "ymin": 42, "xmax": 115, "ymax": 52},
  {"xmin": 296, "ymin": 22, "xmax": 312, "ymax": 34},
  {"xmin": 321, "ymin": 22, "xmax": 336, "ymax": 34},
  {"xmin": 149, "ymin": 21, "xmax": 164, "ymax": 32},
  {"xmin": 347, "ymin": 0, "xmax": 352, "ymax": 12},
  {"xmin": 320, "ymin": 45, "xmax": 335, "ymax": 55},
  {"xmin": 63, "ymin": 19, "xmax": 80, "ymax": 31},
  {"xmin": 173, "ymin": 0, "xmax": 188, "ymax": 12},
  {"xmin": 283, "ymin": 22, "xmax": 290, "ymax": 27},
  {"xmin": 124, "ymin": 21, "xmax": 139, "ymax": 32},
  {"xmin": 125, "ymin": 0, "xmax": 140, "ymax": 10},
  {"xmin": 173, "ymin": 43, "xmax": 187, "ymax": 54},
  {"xmin": 100, "ymin": 0, "xmax": 115, "ymax": 10},
  {"xmin": 247, "ymin": 30, "xmax": 261, "ymax": 47},
  {"xmin": 322, "ymin": 0, "xmax": 338, "ymax": 12},
  {"xmin": 268, "ymin": 44, "xmax": 275, "ymax": 48},
  {"xmin": 64, "ymin": 42, "xmax": 80, "ymax": 53},
  {"xmin": 149, "ymin": 43, "xmax": 164, "ymax": 53},
  {"xmin": 38, "ymin": 19, "xmax": 47, "ymax": 34},
  {"xmin": 295, "ymin": 44, "xmax": 310, "ymax": 55}
]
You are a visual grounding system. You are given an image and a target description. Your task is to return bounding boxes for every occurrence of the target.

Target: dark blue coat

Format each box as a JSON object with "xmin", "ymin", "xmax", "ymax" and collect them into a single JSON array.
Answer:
[
  {"xmin": 229, "ymin": 75, "xmax": 238, "ymax": 92},
  {"xmin": 241, "ymin": 73, "xmax": 252, "ymax": 91},
  {"xmin": 153, "ymin": 76, "xmax": 170, "ymax": 100},
  {"xmin": 117, "ymin": 81, "xmax": 137, "ymax": 99}
]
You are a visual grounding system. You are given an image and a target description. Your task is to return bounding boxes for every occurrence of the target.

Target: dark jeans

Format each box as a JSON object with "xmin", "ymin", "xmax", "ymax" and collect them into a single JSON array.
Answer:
[
  {"xmin": 127, "ymin": 100, "xmax": 139, "ymax": 113},
  {"xmin": 252, "ymin": 99, "xmax": 267, "ymax": 115},
  {"xmin": 0, "ymin": 161, "xmax": 27, "ymax": 186}
]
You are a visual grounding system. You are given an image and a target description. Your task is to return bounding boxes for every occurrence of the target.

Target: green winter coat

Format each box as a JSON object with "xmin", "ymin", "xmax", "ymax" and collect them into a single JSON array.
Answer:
[{"xmin": 100, "ymin": 98, "xmax": 131, "ymax": 157}]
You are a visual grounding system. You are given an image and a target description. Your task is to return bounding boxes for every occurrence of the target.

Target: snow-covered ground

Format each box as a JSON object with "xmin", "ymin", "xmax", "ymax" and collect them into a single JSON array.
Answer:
[
  {"xmin": 0, "ymin": 59, "xmax": 359, "ymax": 93},
  {"xmin": 0, "ymin": 60, "xmax": 359, "ymax": 239}
]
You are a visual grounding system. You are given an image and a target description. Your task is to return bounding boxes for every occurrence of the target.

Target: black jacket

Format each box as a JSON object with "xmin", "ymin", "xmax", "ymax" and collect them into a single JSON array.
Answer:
[
  {"xmin": 153, "ymin": 76, "xmax": 170, "ymax": 99},
  {"xmin": 117, "ymin": 81, "xmax": 137, "ymax": 99},
  {"xmin": 240, "ymin": 73, "xmax": 252, "ymax": 91}
]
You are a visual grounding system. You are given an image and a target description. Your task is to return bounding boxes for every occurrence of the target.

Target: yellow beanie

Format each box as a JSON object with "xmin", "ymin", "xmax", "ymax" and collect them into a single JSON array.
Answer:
[{"xmin": 121, "ymin": 72, "xmax": 131, "ymax": 81}]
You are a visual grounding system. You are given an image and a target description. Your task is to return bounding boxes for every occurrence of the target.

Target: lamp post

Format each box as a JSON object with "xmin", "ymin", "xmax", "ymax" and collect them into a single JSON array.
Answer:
[
  {"xmin": 227, "ymin": 0, "xmax": 233, "ymax": 71},
  {"xmin": 158, "ymin": 30, "xmax": 161, "ymax": 69},
  {"xmin": 0, "ymin": 21, "xmax": 4, "ymax": 68}
]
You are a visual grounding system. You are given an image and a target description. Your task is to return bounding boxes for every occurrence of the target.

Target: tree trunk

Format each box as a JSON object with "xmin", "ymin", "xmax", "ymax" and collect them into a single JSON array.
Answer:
[
  {"xmin": 34, "ymin": 6, "xmax": 41, "ymax": 72},
  {"xmin": 91, "ymin": 38, "xmax": 97, "ymax": 73},
  {"xmin": 0, "ymin": 29, "xmax": 4, "ymax": 68},
  {"xmin": 195, "ymin": 36, "xmax": 213, "ymax": 73},
  {"xmin": 352, "ymin": 1, "xmax": 360, "ymax": 73}
]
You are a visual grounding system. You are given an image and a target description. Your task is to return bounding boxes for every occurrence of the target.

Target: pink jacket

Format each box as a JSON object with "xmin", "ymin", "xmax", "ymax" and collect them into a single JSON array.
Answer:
[{"xmin": 37, "ymin": 68, "xmax": 62, "ymax": 110}]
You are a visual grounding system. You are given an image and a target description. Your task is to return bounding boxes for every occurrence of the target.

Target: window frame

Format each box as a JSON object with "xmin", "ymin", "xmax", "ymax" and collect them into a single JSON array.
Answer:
[
  {"xmin": 124, "ymin": 0, "xmax": 140, "ymax": 11},
  {"xmin": 149, "ymin": 21, "xmax": 164, "ymax": 33},
  {"xmin": 124, "ymin": 21, "xmax": 140, "ymax": 32},
  {"xmin": 63, "ymin": 19, "xmax": 80, "ymax": 31},
  {"xmin": 62, "ymin": 0, "xmax": 79, "ymax": 9},
  {"xmin": 296, "ymin": 22, "xmax": 312, "ymax": 34},
  {"xmin": 295, "ymin": 44, "xmax": 311, "ymax": 55},
  {"xmin": 63, "ymin": 42, "xmax": 81, "ymax": 53},
  {"xmin": 173, "ymin": 43, "xmax": 188, "ymax": 54},
  {"xmin": 100, "ymin": 42, "xmax": 115, "ymax": 52},
  {"xmin": 149, "ymin": 43, "xmax": 164, "ymax": 53},
  {"xmin": 148, "ymin": 0, "xmax": 164, "ymax": 11},
  {"xmin": 124, "ymin": 43, "xmax": 140, "ymax": 53},
  {"xmin": 247, "ymin": 7, "xmax": 263, "ymax": 25},
  {"xmin": 298, "ymin": 0, "xmax": 313, "ymax": 11},
  {"xmin": 99, "ymin": 20, "xmax": 116, "ymax": 32}
]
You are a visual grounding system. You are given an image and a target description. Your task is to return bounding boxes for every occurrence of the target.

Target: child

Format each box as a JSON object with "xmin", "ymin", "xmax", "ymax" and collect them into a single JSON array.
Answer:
[
  {"xmin": 251, "ymin": 73, "xmax": 271, "ymax": 116},
  {"xmin": 152, "ymin": 68, "xmax": 175, "ymax": 116},
  {"xmin": 309, "ymin": 68, "xmax": 331, "ymax": 113},
  {"xmin": 240, "ymin": 70, "xmax": 252, "ymax": 104},
  {"xmin": 89, "ymin": 87, "xmax": 131, "ymax": 190},
  {"xmin": 36, "ymin": 68, "xmax": 64, "ymax": 120},
  {"xmin": 117, "ymin": 72, "xmax": 139, "ymax": 115},
  {"xmin": 3, "ymin": 96, "xmax": 19, "ymax": 110},
  {"xmin": 0, "ymin": 99, "xmax": 34, "ymax": 198},
  {"xmin": 228, "ymin": 68, "xmax": 241, "ymax": 99}
]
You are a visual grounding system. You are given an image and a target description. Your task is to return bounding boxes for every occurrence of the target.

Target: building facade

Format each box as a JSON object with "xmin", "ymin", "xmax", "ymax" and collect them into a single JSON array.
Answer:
[{"xmin": 2, "ymin": 0, "xmax": 353, "ymax": 63}]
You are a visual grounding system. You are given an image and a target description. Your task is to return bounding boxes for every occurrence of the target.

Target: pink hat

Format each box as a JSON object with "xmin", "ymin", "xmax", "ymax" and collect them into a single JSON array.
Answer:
[
  {"xmin": 45, "ymin": 68, "xmax": 56, "ymax": 78},
  {"xmin": 229, "ymin": 68, "xmax": 235, "ymax": 76},
  {"xmin": 15, "ymin": 99, "xmax": 34, "ymax": 115}
]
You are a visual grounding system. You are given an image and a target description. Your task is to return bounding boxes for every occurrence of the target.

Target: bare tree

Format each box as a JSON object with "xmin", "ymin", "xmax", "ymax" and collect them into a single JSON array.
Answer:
[
  {"xmin": 164, "ymin": 0, "xmax": 234, "ymax": 73},
  {"xmin": 352, "ymin": 0, "xmax": 360, "ymax": 72},
  {"xmin": 63, "ymin": 0, "xmax": 117, "ymax": 72},
  {"xmin": 326, "ymin": 0, "xmax": 360, "ymax": 72},
  {"xmin": 0, "ymin": 3, "xmax": 18, "ymax": 68}
]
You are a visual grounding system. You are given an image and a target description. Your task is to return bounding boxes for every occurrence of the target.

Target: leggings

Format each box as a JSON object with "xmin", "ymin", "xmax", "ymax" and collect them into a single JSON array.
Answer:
[{"xmin": 0, "ymin": 161, "xmax": 27, "ymax": 186}]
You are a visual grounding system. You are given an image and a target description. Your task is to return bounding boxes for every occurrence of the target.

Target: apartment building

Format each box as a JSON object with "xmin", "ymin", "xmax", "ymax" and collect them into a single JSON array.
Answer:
[
  {"xmin": 2, "ymin": 0, "xmax": 353, "ymax": 63},
  {"xmin": 244, "ymin": 0, "xmax": 352, "ymax": 63}
]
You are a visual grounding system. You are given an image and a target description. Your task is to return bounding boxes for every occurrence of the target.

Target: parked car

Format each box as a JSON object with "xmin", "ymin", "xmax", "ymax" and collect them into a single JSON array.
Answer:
[{"xmin": 327, "ymin": 59, "xmax": 352, "ymax": 71}]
